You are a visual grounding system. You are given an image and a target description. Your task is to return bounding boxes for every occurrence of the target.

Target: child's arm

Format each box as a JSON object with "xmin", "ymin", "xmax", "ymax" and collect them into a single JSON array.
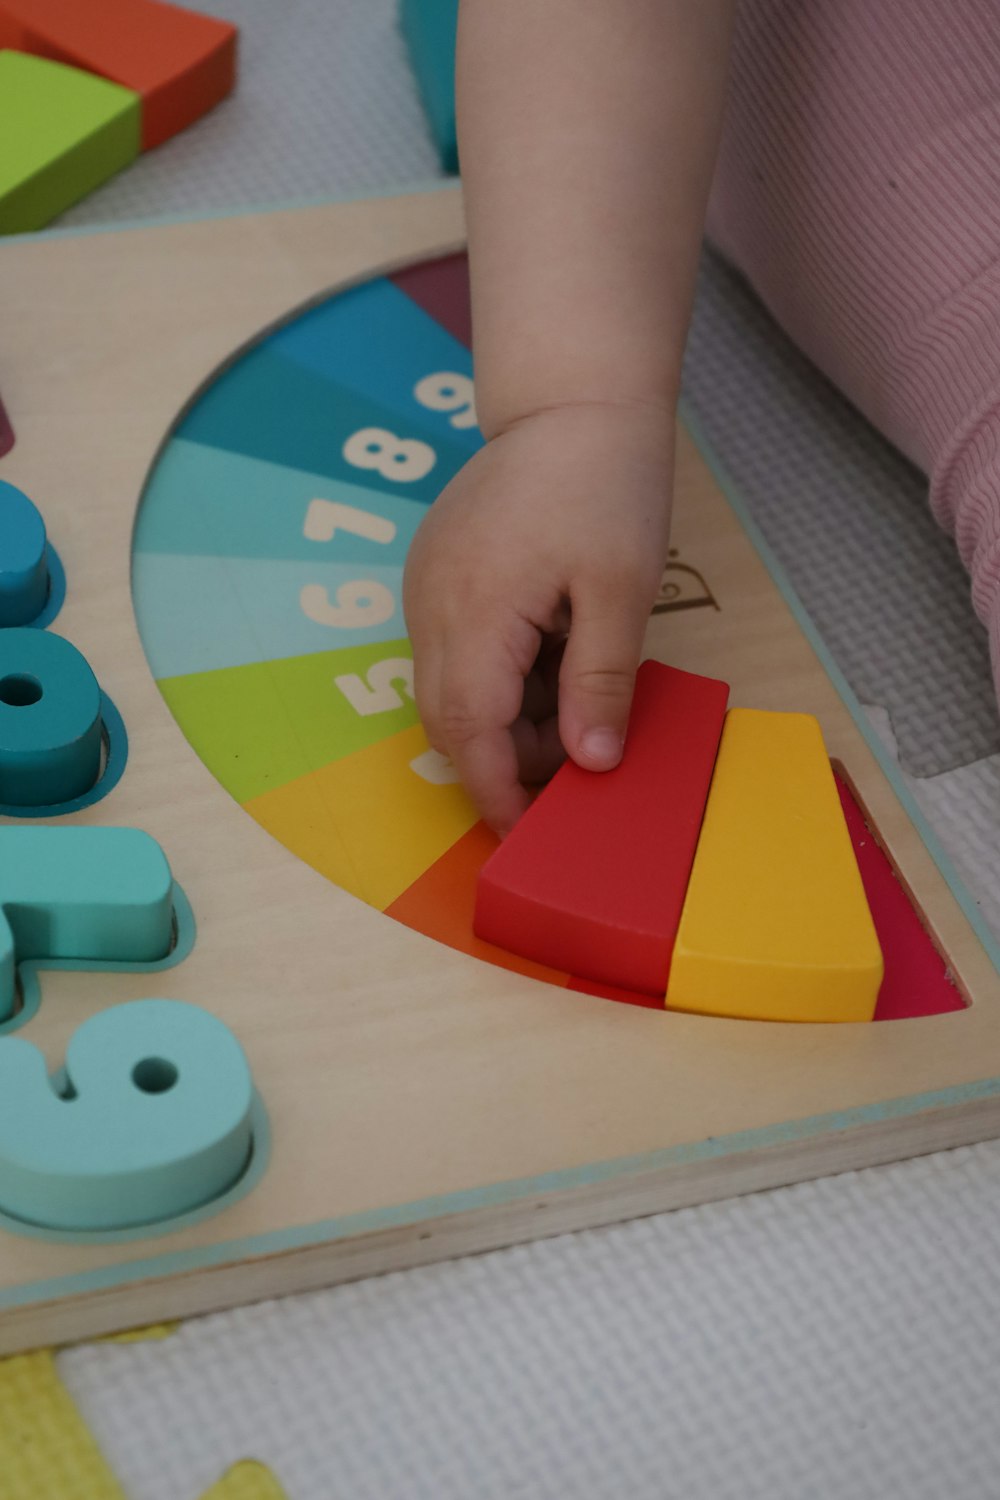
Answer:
[{"xmin": 404, "ymin": 0, "xmax": 734, "ymax": 834}]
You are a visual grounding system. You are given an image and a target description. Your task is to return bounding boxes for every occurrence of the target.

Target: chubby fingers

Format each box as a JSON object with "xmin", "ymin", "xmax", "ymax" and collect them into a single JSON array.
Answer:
[
  {"xmin": 558, "ymin": 573, "xmax": 653, "ymax": 772},
  {"xmin": 413, "ymin": 626, "xmax": 537, "ymax": 837}
]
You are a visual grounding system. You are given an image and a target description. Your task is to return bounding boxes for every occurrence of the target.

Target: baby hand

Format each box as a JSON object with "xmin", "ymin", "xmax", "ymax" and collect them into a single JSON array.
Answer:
[{"xmin": 403, "ymin": 402, "xmax": 673, "ymax": 834}]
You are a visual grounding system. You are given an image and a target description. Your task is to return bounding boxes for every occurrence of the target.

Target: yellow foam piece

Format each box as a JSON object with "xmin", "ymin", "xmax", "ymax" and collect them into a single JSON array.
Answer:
[
  {"xmin": 200, "ymin": 1460, "xmax": 290, "ymax": 1499},
  {"xmin": 665, "ymin": 709, "xmax": 883, "ymax": 1023},
  {"xmin": 0, "ymin": 1349, "xmax": 126, "ymax": 1499},
  {"xmin": 245, "ymin": 722, "xmax": 478, "ymax": 910},
  {"xmin": 95, "ymin": 1321, "xmax": 179, "ymax": 1343}
]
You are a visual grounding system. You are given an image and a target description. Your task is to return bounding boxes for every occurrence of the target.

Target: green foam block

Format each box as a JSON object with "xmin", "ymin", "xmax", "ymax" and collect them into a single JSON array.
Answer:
[{"xmin": 0, "ymin": 49, "xmax": 140, "ymax": 233}]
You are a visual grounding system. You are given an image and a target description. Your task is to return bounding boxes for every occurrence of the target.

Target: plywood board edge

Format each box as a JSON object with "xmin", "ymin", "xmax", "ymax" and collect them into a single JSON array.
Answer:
[{"xmin": 5, "ymin": 1076, "xmax": 1000, "ymax": 1355}]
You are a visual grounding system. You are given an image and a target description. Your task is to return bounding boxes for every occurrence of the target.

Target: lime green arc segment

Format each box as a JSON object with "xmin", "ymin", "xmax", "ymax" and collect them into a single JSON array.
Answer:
[
  {"xmin": 0, "ymin": 50, "xmax": 140, "ymax": 234},
  {"xmin": 158, "ymin": 639, "xmax": 419, "ymax": 804}
]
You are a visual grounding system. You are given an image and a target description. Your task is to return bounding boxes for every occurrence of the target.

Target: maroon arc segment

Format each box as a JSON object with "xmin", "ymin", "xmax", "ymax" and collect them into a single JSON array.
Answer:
[
  {"xmin": 474, "ymin": 660, "xmax": 730, "ymax": 996},
  {"xmin": 391, "ymin": 253, "xmax": 472, "ymax": 350},
  {"xmin": 0, "ymin": 391, "xmax": 13, "ymax": 458},
  {"xmin": 836, "ymin": 775, "xmax": 964, "ymax": 1020}
]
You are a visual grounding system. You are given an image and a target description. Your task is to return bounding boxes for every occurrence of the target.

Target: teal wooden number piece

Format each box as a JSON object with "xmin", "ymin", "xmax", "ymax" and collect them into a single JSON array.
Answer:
[
  {"xmin": 0, "ymin": 480, "xmax": 49, "ymax": 625},
  {"xmin": 0, "ymin": 826, "xmax": 175, "ymax": 1022},
  {"xmin": 0, "ymin": 998, "xmax": 254, "ymax": 1231},
  {"xmin": 399, "ymin": 0, "xmax": 459, "ymax": 173},
  {"xmin": 0, "ymin": 826, "xmax": 256, "ymax": 1232},
  {"xmin": 0, "ymin": 628, "xmax": 102, "ymax": 805}
]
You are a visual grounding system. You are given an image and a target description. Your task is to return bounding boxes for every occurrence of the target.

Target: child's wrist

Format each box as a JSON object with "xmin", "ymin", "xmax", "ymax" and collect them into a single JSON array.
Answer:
[{"xmin": 480, "ymin": 390, "xmax": 679, "ymax": 447}]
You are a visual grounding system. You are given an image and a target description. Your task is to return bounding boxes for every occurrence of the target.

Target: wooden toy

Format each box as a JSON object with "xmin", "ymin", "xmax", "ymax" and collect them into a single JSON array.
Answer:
[
  {"xmin": 0, "ymin": 629, "xmax": 103, "ymax": 805},
  {"xmin": 0, "ymin": 480, "xmax": 48, "ymax": 625},
  {"xmin": 0, "ymin": 826, "xmax": 175, "ymax": 1020},
  {"xmin": 399, "ymin": 0, "xmax": 460, "ymax": 174},
  {"xmin": 835, "ymin": 777, "xmax": 955, "ymax": 1021},
  {"xmin": 475, "ymin": 661, "xmax": 729, "ymax": 994},
  {"xmin": 0, "ymin": 188, "xmax": 999, "ymax": 1357},
  {"xmin": 0, "ymin": 50, "xmax": 139, "ymax": 234},
  {"xmin": 0, "ymin": 998, "xmax": 254, "ymax": 1231},
  {"xmin": 666, "ymin": 710, "xmax": 884, "ymax": 1023},
  {"xmin": 0, "ymin": 0, "xmax": 237, "ymax": 150}
]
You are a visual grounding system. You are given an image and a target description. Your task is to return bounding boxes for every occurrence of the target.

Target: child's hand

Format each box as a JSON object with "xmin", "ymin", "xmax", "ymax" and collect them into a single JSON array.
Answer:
[{"xmin": 403, "ymin": 401, "xmax": 673, "ymax": 835}]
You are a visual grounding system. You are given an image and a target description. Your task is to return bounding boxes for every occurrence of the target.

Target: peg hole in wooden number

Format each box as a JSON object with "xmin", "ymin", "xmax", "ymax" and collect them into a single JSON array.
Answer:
[
  {"xmin": 132, "ymin": 1056, "xmax": 179, "ymax": 1094},
  {"xmin": 0, "ymin": 673, "xmax": 42, "ymax": 707},
  {"xmin": 0, "ymin": 630, "xmax": 127, "ymax": 812}
]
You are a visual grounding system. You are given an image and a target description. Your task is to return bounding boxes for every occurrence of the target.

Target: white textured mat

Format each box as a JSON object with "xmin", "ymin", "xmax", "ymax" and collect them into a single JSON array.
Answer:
[
  {"xmin": 58, "ymin": 1140, "xmax": 1000, "ymax": 1500},
  {"xmin": 36, "ymin": 1, "xmax": 1000, "ymax": 1495}
]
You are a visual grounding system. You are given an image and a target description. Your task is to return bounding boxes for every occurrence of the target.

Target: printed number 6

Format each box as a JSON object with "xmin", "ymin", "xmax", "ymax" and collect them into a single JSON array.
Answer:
[
  {"xmin": 343, "ymin": 427, "xmax": 435, "ymax": 483},
  {"xmin": 335, "ymin": 657, "xmax": 414, "ymax": 715},
  {"xmin": 300, "ymin": 580, "xmax": 395, "ymax": 629}
]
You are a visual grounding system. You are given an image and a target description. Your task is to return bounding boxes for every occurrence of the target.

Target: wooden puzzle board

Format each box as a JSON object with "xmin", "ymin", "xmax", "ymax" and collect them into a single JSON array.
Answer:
[{"xmin": 1, "ymin": 186, "xmax": 1000, "ymax": 1357}]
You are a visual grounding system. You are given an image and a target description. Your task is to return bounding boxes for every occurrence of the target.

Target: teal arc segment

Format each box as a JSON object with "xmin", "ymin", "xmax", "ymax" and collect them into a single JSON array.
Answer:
[
  {"xmin": 0, "ymin": 998, "xmax": 254, "ymax": 1232},
  {"xmin": 400, "ymin": 0, "xmax": 460, "ymax": 174},
  {"xmin": 0, "ymin": 825, "xmax": 175, "ymax": 1023},
  {"xmin": 132, "ymin": 552, "xmax": 406, "ymax": 678},
  {"xmin": 0, "ymin": 479, "xmax": 49, "ymax": 625},
  {"xmin": 176, "ymin": 347, "xmax": 472, "ymax": 506},
  {"xmin": 269, "ymin": 277, "xmax": 482, "ymax": 453},
  {"xmin": 133, "ymin": 439, "xmax": 425, "ymax": 567},
  {"xmin": 0, "ymin": 628, "xmax": 101, "ymax": 806}
]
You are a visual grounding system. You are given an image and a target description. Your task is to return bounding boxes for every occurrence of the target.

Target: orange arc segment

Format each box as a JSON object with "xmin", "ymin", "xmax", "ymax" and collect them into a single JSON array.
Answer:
[{"xmin": 388, "ymin": 821, "xmax": 571, "ymax": 987}]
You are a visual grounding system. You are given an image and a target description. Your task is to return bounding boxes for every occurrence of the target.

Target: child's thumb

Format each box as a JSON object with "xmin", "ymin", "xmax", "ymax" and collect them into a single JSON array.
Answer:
[{"xmin": 558, "ymin": 586, "xmax": 646, "ymax": 772}]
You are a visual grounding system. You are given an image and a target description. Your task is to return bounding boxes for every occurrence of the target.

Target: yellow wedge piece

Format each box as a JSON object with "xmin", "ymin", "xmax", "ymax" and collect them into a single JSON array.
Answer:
[{"xmin": 666, "ymin": 709, "xmax": 883, "ymax": 1022}]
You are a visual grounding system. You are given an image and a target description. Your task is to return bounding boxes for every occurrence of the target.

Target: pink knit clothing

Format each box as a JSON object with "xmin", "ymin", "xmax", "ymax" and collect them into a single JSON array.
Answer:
[{"xmin": 706, "ymin": 0, "xmax": 1000, "ymax": 696}]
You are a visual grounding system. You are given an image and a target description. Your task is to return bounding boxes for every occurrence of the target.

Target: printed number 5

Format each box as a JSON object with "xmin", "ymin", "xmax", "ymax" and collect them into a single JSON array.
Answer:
[
  {"xmin": 343, "ymin": 427, "xmax": 435, "ymax": 483},
  {"xmin": 335, "ymin": 657, "xmax": 414, "ymax": 715}
]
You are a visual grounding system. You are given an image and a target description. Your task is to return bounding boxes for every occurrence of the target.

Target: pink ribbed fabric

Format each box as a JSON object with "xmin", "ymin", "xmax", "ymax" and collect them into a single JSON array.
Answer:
[{"xmin": 707, "ymin": 0, "xmax": 1000, "ymax": 691}]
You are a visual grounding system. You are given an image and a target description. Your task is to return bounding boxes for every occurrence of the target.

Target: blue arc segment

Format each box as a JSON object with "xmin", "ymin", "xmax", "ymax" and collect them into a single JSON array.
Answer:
[
  {"xmin": 134, "ymin": 439, "xmax": 424, "ymax": 567},
  {"xmin": 133, "ymin": 553, "xmax": 406, "ymax": 678},
  {"xmin": 177, "ymin": 348, "xmax": 470, "ymax": 506},
  {"xmin": 270, "ymin": 278, "xmax": 483, "ymax": 454}
]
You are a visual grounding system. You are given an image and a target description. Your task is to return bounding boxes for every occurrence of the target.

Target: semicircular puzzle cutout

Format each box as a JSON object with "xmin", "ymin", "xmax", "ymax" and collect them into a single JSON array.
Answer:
[{"xmin": 130, "ymin": 254, "xmax": 962, "ymax": 1023}]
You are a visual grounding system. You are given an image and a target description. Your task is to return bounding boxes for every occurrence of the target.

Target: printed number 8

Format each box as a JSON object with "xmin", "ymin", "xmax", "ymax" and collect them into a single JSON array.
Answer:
[{"xmin": 343, "ymin": 427, "xmax": 436, "ymax": 483}]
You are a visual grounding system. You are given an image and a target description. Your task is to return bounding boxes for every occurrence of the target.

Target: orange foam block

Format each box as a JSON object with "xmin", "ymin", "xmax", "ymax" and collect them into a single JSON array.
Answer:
[
  {"xmin": 0, "ymin": 0, "xmax": 237, "ymax": 150},
  {"xmin": 474, "ymin": 660, "xmax": 730, "ymax": 996}
]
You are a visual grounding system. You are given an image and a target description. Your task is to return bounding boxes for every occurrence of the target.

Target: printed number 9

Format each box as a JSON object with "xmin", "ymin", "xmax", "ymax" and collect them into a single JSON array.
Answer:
[
  {"xmin": 343, "ymin": 427, "xmax": 435, "ymax": 483},
  {"xmin": 414, "ymin": 373, "xmax": 478, "ymax": 430}
]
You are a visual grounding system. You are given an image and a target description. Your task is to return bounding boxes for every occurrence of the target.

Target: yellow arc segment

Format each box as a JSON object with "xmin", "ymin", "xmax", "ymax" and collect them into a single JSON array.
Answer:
[
  {"xmin": 245, "ymin": 723, "xmax": 479, "ymax": 911},
  {"xmin": 666, "ymin": 709, "xmax": 884, "ymax": 1023}
]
